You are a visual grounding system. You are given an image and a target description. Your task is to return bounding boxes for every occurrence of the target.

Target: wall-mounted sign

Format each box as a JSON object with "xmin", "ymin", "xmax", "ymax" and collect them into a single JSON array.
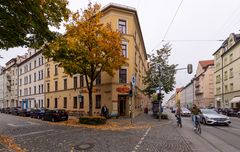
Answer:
[{"xmin": 116, "ymin": 86, "xmax": 130, "ymax": 93}]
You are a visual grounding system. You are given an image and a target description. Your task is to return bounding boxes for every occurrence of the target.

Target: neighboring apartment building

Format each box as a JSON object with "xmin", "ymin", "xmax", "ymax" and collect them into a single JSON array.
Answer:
[
  {"xmin": 179, "ymin": 87, "xmax": 186, "ymax": 107},
  {"xmin": 18, "ymin": 49, "xmax": 45, "ymax": 109},
  {"xmin": 45, "ymin": 3, "xmax": 149, "ymax": 117},
  {"xmin": 3, "ymin": 58, "xmax": 18, "ymax": 107},
  {"xmin": 213, "ymin": 33, "xmax": 240, "ymax": 109},
  {"xmin": 194, "ymin": 60, "xmax": 214, "ymax": 108},
  {"xmin": 0, "ymin": 66, "xmax": 4, "ymax": 108},
  {"xmin": 185, "ymin": 80, "xmax": 194, "ymax": 109}
]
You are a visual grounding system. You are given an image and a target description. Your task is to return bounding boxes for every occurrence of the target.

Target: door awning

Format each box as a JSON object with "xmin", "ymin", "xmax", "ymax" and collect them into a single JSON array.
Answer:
[{"xmin": 229, "ymin": 96, "xmax": 240, "ymax": 104}]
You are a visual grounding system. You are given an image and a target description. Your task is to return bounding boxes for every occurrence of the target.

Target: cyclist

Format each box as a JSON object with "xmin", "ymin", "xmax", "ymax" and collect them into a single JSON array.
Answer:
[
  {"xmin": 175, "ymin": 105, "xmax": 182, "ymax": 128},
  {"xmin": 190, "ymin": 104, "xmax": 202, "ymax": 130}
]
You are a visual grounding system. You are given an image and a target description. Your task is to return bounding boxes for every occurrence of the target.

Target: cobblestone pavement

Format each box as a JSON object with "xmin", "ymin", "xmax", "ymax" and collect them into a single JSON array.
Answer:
[{"xmin": 0, "ymin": 113, "xmax": 192, "ymax": 152}]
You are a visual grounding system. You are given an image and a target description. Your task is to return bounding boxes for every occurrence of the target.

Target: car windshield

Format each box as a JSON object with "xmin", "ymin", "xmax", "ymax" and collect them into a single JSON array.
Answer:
[{"xmin": 201, "ymin": 109, "xmax": 218, "ymax": 114}]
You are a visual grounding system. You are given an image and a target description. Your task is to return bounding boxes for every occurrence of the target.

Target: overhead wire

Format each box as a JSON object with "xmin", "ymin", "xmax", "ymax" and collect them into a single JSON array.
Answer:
[{"xmin": 151, "ymin": 0, "xmax": 184, "ymax": 53}]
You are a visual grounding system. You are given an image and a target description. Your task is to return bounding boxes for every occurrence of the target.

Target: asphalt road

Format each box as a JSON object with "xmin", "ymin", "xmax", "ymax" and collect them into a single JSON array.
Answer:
[{"xmin": 167, "ymin": 110, "xmax": 240, "ymax": 152}]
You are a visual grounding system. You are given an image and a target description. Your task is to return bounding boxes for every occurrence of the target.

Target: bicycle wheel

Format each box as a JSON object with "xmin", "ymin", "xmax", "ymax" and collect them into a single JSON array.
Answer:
[{"xmin": 196, "ymin": 124, "xmax": 201, "ymax": 134}]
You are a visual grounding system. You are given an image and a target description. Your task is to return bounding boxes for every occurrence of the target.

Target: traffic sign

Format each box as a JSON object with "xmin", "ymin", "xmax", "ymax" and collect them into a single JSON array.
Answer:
[{"xmin": 132, "ymin": 75, "xmax": 136, "ymax": 86}]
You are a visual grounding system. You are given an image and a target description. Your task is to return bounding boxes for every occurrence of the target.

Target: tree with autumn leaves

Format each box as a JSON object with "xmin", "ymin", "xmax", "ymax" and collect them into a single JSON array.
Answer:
[
  {"xmin": 0, "ymin": 0, "xmax": 70, "ymax": 50},
  {"xmin": 43, "ymin": 3, "xmax": 126, "ymax": 116}
]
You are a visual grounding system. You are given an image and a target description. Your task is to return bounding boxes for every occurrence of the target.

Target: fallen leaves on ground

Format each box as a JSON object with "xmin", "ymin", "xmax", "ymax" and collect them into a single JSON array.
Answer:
[
  {"xmin": 48, "ymin": 118, "xmax": 152, "ymax": 131},
  {"xmin": 0, "ymin": 135, "xmax": 26, "ymax": 152}
]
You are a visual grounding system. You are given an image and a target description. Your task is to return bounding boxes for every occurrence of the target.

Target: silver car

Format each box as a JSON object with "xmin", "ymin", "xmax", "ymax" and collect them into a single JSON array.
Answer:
[{"xmin": 200, "ymin": 109, "xmax": 231, "ymax": 126}]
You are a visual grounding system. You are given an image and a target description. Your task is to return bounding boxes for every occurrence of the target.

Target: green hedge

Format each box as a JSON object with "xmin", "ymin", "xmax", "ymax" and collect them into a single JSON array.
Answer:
[
  {"xmin": 79, "ymin": 116, "xmax": 107, "ymax": 125},
  {"xmin": 155, "ymin": 113, "xmax": 168, "ymax": 119}
]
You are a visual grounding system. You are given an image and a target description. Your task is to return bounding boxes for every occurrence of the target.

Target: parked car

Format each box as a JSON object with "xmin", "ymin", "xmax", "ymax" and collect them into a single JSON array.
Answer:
[
  {"xmin": 42, "ymin": 109, "xmax": 68, "ymax": 122},
  {"xmin": 0, "ymin": 108, "xmax": 5, "ymax": 113},
  {"xmin": 181, "ymin": 107, "xmax": 191, "ymax": 117},
  {"xmin": 200, "ymin": 109, "xmax": 231, "ymax": 126},
  {"xmin": 5, "ymin": 107, "xmax": 11, "ymax": 114},
  {"xmin": 10, "ymin": 107, "xmax": 21, "ymax": 115},
  {"xmin": 171, "ymin": 107, "xmax": 176, "ymax": 113},
  {"xmin": 30, "ymin": 108, "xmax": 48, "ymax": 119},
  {"xmin": 19, "ymin": 108, "xmax": 32, "ymax": 117},
  {"xmin": 222, "ymin": 108, "xmax": 238, "ymax": 117}
]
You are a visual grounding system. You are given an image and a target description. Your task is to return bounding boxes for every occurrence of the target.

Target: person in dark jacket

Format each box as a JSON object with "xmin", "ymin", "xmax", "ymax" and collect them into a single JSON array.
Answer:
[{"xmin": 101, "ymin": 104, "xmax": 108, "ymax": 118}]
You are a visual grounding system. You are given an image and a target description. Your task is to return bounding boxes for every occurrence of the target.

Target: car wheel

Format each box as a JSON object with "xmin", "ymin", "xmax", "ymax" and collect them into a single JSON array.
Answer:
[{"xmin": 203, "ymin": 118, "xmax": 207, "ymax": 125}]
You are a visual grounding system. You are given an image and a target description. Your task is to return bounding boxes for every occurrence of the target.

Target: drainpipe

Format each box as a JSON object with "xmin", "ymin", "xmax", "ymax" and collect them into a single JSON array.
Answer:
[{"xmin": 221, "ymin": 56, "xmax": 224, "ymax": 108}]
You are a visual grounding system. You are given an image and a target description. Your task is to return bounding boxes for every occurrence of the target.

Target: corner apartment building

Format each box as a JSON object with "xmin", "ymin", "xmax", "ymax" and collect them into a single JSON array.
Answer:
[
  {"xmin": 213, "ymin": 33, "xmax": 240, "ymax": 109},
  {"xmin": 18, "ymin": 49, "xmax": 45, "ymax": 109},
  {"xmin": 45, "ymin": 3, "xmax": 149, "ymax": 117},
  {"xmin": 194, "ymin": 60, "xmax": 214, "ymax": 108}
]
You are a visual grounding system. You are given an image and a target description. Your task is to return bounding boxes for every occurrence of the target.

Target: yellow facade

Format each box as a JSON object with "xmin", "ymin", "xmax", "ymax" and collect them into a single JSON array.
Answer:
[{"xmin": 45, "ymin": 4, "xmax": 149, "ymax": 117}]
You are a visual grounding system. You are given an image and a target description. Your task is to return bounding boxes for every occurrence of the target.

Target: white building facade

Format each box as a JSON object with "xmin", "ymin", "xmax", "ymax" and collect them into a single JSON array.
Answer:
[
  {"xmin": 18, "ymin": 49, "xmax": 45, "ymax": 109},
  {"xmin": 0, "ymin": 66, "xmax": 4, "ymax": 108}
]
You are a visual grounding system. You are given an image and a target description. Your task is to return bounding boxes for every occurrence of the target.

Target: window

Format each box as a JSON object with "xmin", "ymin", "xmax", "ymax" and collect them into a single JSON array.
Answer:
[
  {"xmin": 224, "ymin": 71, "xmax": 228, "ymax": 80},
  {"xmin": 38, "ymin": 85, "xmax": 41, "ymax": 94},
  {"xmin": 63, "ymin": 79, "xmax": 67, "ymax": 90},
  {"xmin": 73, "ymin": 97, "xmax": 78, "ymax": 109},
  {"xmin": 38, "ymin": 71, "xmax": 41, "ymax": 80},
  {"xmin": 118, "ymin": 19, "xmax": 127, "ymax": 34},
  {"xmin": 20, "ymin": 89, "xmax": 22, "ymax": 96},
  {"xmin": 230, "ymin": 83, "xmax": 234, "ymax": 91},
  {"xmin": 34, "ymin": 60, "xmax": 36, "ymax": 68},
  {"xmin": 73, "ymin": 77, "xmax": 78, "ymax": 89},
  {"xmin": 29, "ymin": 75, "xmax": 31, "ymax": 83},
  {"xmin": 20, "ymin": 68, "xmax": 22, "ymax": 75},
  {"xmin": 29, "ymin": 63, "xmax": 31, "ymax": 70},
  {"xmin": 96, "ymin": 95, "xmax": 101, "ymax": 109},
  {"xmin": 96, "ymin": 73, "xmax": 101, "ymax": 85},
  {"xmin": 80, "ymin": 75, "xmax": 84, "ymax": 87},
  {"xmin": 229, "ymin": 68, "xmax": 233, "ymax": 78},
  {"xmin": 54, "ymin": 98, "xmax": 58, "ymax": 108},
  {"xmin": 63, "ymin": 97, "xmax": 67, "ymax": 108},
  {"xmin": 47, "ymin": 83, "xmax": 50, "ymax": 92},
  {"xmin": 34, "ymin": 86, "xmax": 36, "ymax": 94},
  {"xmin": 47, "ymin": 68, "xmax": 50, "ymax": 77},
  {"xmin": 39, "ymin": 57, "xmax": 41, "ymax": 66},
  {"xmin": 121, "ymin": 43, "xmax": 127, "ymax": 57},
  {"xmin": 19, "ymin": 79, "xmax": 22, "ymax": 86},
  {"xmin": 55, "ymin": 81, "xmax": 58, "ymax": 91},
  {"xmin": 225, "ymin": 85, "xmax": 228, "ymax": 93},
  {"xmin": 29, "ymin": 87, "xmax": 31, "ymax": 95},
  {"xmin": 54, "ymin": 65, "xmax": 58, "ymax": 75},
  {"xmin": 47, "ymin": 99, "xmax": 50, "ymax": 108},
  {"xmin": 34, "ymin": 73, "xmax": 36, "ymax": 82},
  {"xmin": 41, "ymin": 56, "xmax": 44, "ymax": 65},
  {"xmin": 229, "ymin": 53, "xmax": 233, "ymax": 62},
  {"xmin": 80, "ymin": 96, "xmax": 84, "ymax": 109},
  {"xmin": 41, "ymin": 84, "xmax": 44, "ymax": 93},
  {"xmin": 119, "ymin": 69, "xmax": 127, "ymax": 83}
]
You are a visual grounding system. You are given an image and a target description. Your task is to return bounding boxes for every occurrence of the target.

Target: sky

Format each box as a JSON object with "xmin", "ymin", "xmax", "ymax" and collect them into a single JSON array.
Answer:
[{"xmin": 1, "ymin": 0, "xmax": 240, "ymax": 102}]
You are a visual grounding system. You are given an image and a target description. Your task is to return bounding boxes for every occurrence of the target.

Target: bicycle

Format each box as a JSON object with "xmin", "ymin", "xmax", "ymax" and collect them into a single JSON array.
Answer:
[
  {"xmin": 175, "ymin": 114, "xmax": 182, "ymax": 128},
  {"xmin": 194, "ymin": 115, "xmax": 201, "ymax": 134}
]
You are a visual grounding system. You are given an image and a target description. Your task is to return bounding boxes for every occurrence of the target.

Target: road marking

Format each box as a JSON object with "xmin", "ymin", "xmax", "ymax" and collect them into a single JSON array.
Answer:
[
  {"xmin": 132, "ymin": 127, "xmax": 151, "ymax": 152},
  {"xmin": 8, "ymin": 122, "xmax": 38, "ymax": 127},
  {"xmin": 13, "ymin": 129, "xmax": 54, "ymax": 137}
]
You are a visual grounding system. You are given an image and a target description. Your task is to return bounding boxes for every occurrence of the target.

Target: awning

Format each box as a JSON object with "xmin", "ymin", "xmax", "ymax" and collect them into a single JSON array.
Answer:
[{"xmin": 229, "ymin": 96, "xmax": 240, "ymax": 104}]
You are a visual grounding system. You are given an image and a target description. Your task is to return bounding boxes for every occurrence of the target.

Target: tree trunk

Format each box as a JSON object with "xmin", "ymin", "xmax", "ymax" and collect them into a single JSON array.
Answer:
[{"xmin": 88, "ymin": 89, "xmax": 93, "ymax": 116}]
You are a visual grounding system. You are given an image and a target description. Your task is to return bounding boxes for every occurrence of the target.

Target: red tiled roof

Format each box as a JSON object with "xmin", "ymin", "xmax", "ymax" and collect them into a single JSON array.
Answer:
[{"xmin": 199, "ymin": 60, "xmax": 214, "ymax": 68}]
